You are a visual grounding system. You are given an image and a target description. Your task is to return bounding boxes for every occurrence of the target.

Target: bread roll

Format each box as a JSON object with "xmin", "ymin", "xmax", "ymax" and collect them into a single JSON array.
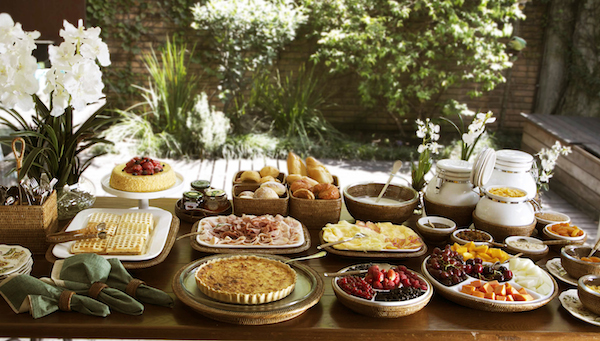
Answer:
[
  {"xmin": 289, "ymin": 178, "xmax": 313, "ymax": 194},
  {"xmin": 260, "ymin": 181, "xmax": 286, "ymax": 196},
  {"xmin": 306, "ymin": 157, "xmax": 333, "ymax": 184},
  {"xmin": 287, "ymin": 152, "xmax": 307, "ymax": 176},
  {"xmin": 238, "ymin": 190, "xmax": 255, "ymax": 198},
  {"xmin": 254, "ymin": 187, "xmax": 279, "ymax": 199},
  {"xmin": 285, "ymin": 174, "xmax": 303, "ymax": 185},
  {"xmin": 259, "ymin": 175, "xmax": 277, "ymax": 183},
  {"xmin": 239, "ymin": 170, "xmax": 261, "ymax": 183},
  {"xmin": 260, "ymin": 165, "xmax": 279, "ymax": 178}
]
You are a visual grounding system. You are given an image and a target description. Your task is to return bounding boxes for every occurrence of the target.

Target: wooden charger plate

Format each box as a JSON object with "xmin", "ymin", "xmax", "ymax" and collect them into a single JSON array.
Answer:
[
  {"xmin": 420, "ymin": 256, "xmax": 559, "ymax": 312},
  {"xmin": 189, "ymin": 218, "xmax": 311, "ymax": 254},
  {"xmin": 318, "ymin": 231, "xmax": 427, "ymax": 259},
  {"xmin": 172, "ymin": 254, "xmax": 324, "ymax": 325},
  {"xmin": 45, "ymin": 216, "xmax": 180, "ymax": 270}
]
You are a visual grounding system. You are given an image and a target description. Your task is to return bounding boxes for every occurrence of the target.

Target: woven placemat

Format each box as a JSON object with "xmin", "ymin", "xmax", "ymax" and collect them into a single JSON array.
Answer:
[
  {"xmin": 45, "ymin": 216, "xmax": 180, "ymax": 269},
  {"xmin": 189, "ymin": 220, "xmax": 311, "ymax": 254},
  {"xmin": 318, "ymin": 230, "xmax": 428, "ymax": 259},
  {"xmin": 172, "ymin": 254, "xmax": 324, "ymax": 325}
]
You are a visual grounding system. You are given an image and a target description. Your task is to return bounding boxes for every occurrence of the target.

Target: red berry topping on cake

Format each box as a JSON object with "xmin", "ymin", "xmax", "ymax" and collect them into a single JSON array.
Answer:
[{"xmin": 123, "ymin": 157, "xmax": 164, "ymax": 176}]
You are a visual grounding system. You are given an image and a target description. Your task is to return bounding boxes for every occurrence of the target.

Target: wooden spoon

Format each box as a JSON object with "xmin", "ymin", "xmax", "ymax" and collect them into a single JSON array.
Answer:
[
  {"xmin": 375, "ymin": 160, "xmax": 403, "ymax": 203},
  {"xmin": 284, "ymin": 251, "xmax": 327, "ymax": 263},
  {"xmin": 587, "ymin": 238, "xmax": 600, "ymax": 258}
]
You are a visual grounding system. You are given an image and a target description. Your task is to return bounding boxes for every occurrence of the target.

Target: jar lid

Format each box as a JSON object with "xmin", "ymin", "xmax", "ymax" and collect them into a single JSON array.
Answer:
[
  {"xmin": 495, "ymin": 150, "xmax": 533, "ymax": 171},
  {"xmin": 191, "ymin": 180, "xmax": 211, "ymax": 191},
  {"xmin": 470, "ymin": 148, "xmax": 496, "ymax": 187},
  {"xmin": 184, "ymin": 190, "xmax": 203, "ymax": 199},
  {"xmin": 206, "ymin": 189, "xmax": 226, "ymax": 198},
  {"xmin": 436, "ymin": 159, "xmax": 472, "ymax": 181}
]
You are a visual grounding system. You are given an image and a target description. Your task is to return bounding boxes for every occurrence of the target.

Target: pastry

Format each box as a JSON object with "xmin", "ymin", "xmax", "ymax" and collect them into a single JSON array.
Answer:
[
  {"xmin": 293, "ymin": 188, "xmax": 315, "ymax": 200},
  {"xmin": 195, "ymin": 255, "xmax": 297, "ymax": 305},
  {"xmin": 260, "ymin": 166, "xmax": 279, "ymax": 178},
  {"xmin": 306, "ymin": 157, "xmax": 333, "ymax": 184},
  {"xmin": 285, "ymin": 174, "xmax": 303, "ymax": 185},
  {"xmin": 254, "ymin": 187, "xmax": 280, "ymax": 199},
  {"xmin": 260, "ymin": 181, "xmax": 286, "ymax": 196},
  {"xmin": 109, "ymin": 157, "xmax": 176, "ymax": 192},
  {"xmin": 289, "ymin": 178, "xmax": 318, "ymax": 194},
  {"xmin": 311, "ymin": 183, "xmax": 340, "ymax": 200},
  {"xmin": 287, "ymin": 152, "xmax": 307, "ymax": 176}
]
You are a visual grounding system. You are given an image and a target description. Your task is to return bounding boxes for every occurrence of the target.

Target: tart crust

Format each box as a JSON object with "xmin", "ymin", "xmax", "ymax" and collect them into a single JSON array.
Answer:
[
  {"xmin": 195, "ymin": 255, "xmax": 297, "ymax": 305},
  {"xmin": 109, "ymin": 162, "xmax": 176, "ymax": 192}
]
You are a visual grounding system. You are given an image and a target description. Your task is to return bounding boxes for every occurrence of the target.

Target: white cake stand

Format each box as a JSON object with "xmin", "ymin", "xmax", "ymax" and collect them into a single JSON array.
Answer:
[{"xmin": 101, "ymin": 172, "xmax": 185, "ymax": 209}]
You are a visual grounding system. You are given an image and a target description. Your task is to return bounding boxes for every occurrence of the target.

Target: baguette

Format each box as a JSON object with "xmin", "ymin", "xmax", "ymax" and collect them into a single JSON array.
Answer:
[
  {"xmin": 287, "ymin": 152, "xmax": 307, "ymax": 176},
  {"xmin": 306, "ymin": 157, "xmax": 333, "ymax": 184}
]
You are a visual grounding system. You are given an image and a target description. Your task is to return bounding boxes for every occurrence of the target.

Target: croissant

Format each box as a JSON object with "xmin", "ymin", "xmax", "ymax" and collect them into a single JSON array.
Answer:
[
  {"xmin": 289, "ymin": 178, "xmax": 313, "ymax": 194},
  {"xmin": 311, "ymin": 183, "xmax": 340, "ymax": 200},
  {"xmin": 293, "ymin": 188, "xmax": 315, "ymax": 200}
]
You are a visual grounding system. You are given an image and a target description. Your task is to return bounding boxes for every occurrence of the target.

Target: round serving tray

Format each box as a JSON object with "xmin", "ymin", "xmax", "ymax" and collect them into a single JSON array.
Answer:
[
  {"xmin": 421, "ymin": 256, "xmax": 558, "ymax": 312},
  {"xmin": 188, "ymin": 218, "xmax": 311, "ymax": 255},
  {"xmin": 318, "ymin": 231, "xmax": 427, "ymax": 259},
  {"xmin": 172, "ymin": 254, "xmax": 324, "ymax": 325},
  {"xmin": 332, "ymin": 263, "xmax": 433, "ymax": 318}
]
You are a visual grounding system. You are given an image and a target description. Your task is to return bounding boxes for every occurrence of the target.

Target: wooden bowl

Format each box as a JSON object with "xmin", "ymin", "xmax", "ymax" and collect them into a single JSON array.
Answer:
[
  {"xmin": 472, "ymin": 211, "xmax": 536, "ymax": 241},
  {"xmin": 578, "ymin": 274, "xmax": 600, "ymax": 315},
  {"xmin": 232, "ymin": 184, "xmax": 289, "ymax": 216},
  {"xmin": 343, "ymin": 182, "xmax": 418, "ymax": 225},
  {"xmin": 560, "ymin": 245, "xmax": 600, "ymax": 279},
  {"xmin": 423, "ymin": 195, "xmax": 477, "ymax": 228},
  {"xmin": 416, "ymin": 216, "xmax": 456, "ymax": 245}
]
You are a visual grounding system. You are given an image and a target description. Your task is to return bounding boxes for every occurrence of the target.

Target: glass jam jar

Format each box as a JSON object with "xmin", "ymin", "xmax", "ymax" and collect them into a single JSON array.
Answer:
[
  {"xmin": 183, "ymin": 191, "xmax": 203, "ymax": 210},
  {"xmin": 191, "ymin": 180, "xmax": 211, "ymax": 195},
  {"xmin": 424, "ymin": 159, "xmax": 479, "ymax": 206},
  {"xmin": 204, "ymin": 189, "xmax": 228, "ymax": 211},
  {"xmin": 485, "ymin": 150, "xmax": 537, "ymax": 200}
]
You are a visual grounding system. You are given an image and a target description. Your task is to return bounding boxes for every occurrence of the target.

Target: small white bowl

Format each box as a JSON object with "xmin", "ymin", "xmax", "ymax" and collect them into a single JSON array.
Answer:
[
  {"xmin": 504, "ymin": 236, "xmax": 548, "ymax": 260},
  {"xmin": 535, "ymin": 210, "xmax": 570, "ymax": 231},
  {"xmin": 451, "ymin": 228, "xmax": 493, "ymax": 246},
  {"xmin": 416, "ymin": 216, "xmax": 457, "ymax": 244},
  {"xmin": 543, "ymin": 222, "xmax": 586, "ymax": 242}
]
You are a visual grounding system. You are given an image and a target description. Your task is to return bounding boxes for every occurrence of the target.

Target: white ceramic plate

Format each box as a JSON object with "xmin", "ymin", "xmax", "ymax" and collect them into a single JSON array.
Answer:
[
  {"xmin": 52, "ymin": 208, "xmax": 173, "ymax": 261},
  {"xmin": 0, "ymin": 245, "xmax": 32, "ymax": 276},
  {"xmin": 194, "ymin": 216, "xmax": 305, "ymax": 249},
  {"xmin": 101, "ymin": 172, "xmax": 185, "ymax": 199},
  {"xmin": 559, "ymin": 289, "xmax": 600, "ymax": 326},
  {"xmin": 545, "ymin": 257, "xmax": 578, "ymax": 286}
]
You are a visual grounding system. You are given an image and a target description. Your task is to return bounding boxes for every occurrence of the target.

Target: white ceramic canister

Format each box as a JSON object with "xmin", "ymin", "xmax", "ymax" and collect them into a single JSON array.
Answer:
[
  {"xmin": 485, "ymin": 149, "xmax": 537, "ymax": 200},
  {"xmin": 424, "ymin": 159, "xmax": 479, "ymax": 206},
  {"xmin": 474, "ymin": 185, "xmax": 535, "ymax": 226}
]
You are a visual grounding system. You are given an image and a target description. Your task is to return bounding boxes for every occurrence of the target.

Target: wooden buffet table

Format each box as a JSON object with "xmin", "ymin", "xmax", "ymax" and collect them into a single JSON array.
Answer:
[{"xmin": 1, "ymin": 197, "xmax": 599, "ymax": 341}]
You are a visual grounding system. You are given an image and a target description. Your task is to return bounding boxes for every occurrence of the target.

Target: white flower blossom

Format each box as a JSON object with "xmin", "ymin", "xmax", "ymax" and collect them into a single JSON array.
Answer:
[
  {"xmin": 415, "ymin": 118, "xmax": 442, "ymax": 155},
  {"xmin": 536, "ymin": 140, "xmax": 572, "ymax": 188}
]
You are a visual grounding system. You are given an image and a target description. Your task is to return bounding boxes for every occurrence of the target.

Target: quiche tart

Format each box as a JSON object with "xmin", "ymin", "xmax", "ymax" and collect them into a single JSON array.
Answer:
[{"xmin": 195, "ymin": 255, "xmax": 297, "ymax": 305}]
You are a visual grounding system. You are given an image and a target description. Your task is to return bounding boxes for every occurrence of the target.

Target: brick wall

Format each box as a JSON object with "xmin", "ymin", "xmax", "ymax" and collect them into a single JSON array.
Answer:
[{"xmin": 100, "ymin": 1, "xmax": 547, "ymax": 136}]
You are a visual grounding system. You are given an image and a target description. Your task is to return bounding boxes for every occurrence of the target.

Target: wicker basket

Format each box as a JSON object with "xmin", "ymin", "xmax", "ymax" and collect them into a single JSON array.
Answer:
[
  {"xmin": 289, "ymin": 176, "xmax": 341, "ymax": 230},
  {"xmin": 472, "ymin": 211, "xmax": 536, "ymax": 241},
  {"xmin": 0, "ymin": 190, "xmax": 58, "ymax": 254},
  {"xmin": 232, "ymin": 171, "xmax": 286, "ymax": 187},
  {"xmin": 423, "ymin": 195, "xmax": 476, "ymax": 228},
  {"xmin": 233, "ymin": 184, "xmax": 289, "ymax": 216}
]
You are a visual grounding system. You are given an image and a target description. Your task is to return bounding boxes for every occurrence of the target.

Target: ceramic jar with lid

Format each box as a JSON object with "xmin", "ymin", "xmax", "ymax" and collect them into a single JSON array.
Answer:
[
  {"xmin": 474, "ymin": 185, "xmax": 535, "ymax": 227},
  {"xmin": 423, "ymin": 159, "xmax": 479, "ymax": 227},
  {"xmin": 424, "ymin": 159, "xmax": 479, "ymax": 206},
  {"xmin": 485, "ymin": 150, "xmax": 537, "ymax": 199}
]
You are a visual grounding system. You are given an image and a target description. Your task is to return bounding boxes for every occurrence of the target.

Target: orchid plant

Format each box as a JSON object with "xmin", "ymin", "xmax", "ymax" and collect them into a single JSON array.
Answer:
[
  {"xmin": 442, "ymin": 101, "xmax": 496, "ymax": 161},
  {"xmin": 535, "ymin": 141, "xmax": 572, "ymax": 192},
  {"xmin": 411, "ymin": 118, "xmax": 442, "ymax": 192},
  {"xmin": 0, "ymin": 13, "xmax": 116, "ymax": 188}
]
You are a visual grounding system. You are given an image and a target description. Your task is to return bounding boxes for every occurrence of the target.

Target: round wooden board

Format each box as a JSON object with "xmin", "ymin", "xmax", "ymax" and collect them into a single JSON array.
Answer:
[
  {"xmin": 318, "ymin": 231, "xmax": 427, "ymax": 259},
  {"xmin": 420, "ymin": 257, "xmax": 559, "ymax": 312},
  {"xmin": 45, "ymin": 216, "xmax": 180, "ymax": 270},
  {"xmin": 188, "ymin": 219, "xmax": 311, "ymax": 255},
  {"xmin": 172, "ymin": 254, "xmax": 324, "ymax": 325}
]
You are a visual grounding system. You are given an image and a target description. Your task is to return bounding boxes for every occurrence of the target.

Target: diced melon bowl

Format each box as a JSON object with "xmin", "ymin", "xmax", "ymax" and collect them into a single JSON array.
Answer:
[{"xmin": 421, "ymin": 243, "xmax": 558, "ymax": 312}]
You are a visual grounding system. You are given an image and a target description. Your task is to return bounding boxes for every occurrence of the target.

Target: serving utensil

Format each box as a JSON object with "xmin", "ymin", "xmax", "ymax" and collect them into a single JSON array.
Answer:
[
  {"xmin": 317, "ymin": 232, "xmax": 367, "ymax": 250},
  {"xmin": 323, "ymin": 269, "xmax": 367, "ymax": 277},
  {"xmin": 46, "ymin": 222, "xmax": 108, "ymax": 243},
  {"xmin": 587, "ymin": 238, "xmax": 600, "ymax": 258},
  {"xmin": 375, "ymin": 160, "xmax": 403, "ymax": 203},
  {"xmin": 284, "ymin": 251, "xmax": 327, "ymax": 263},
  {"xmin": 11, "ymin": 138, "xmax": 25, "ymax": 205}
]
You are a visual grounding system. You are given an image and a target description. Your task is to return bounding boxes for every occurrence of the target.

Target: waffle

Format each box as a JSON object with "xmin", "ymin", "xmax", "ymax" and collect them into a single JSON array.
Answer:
[
  {"xmin": 105, "ymin": 235, "xmax": 147, "ymax": 255},
  {"xmin": 88, "ymin": 212, "xmax": 121, "ymax": 224},
  {"xmin": 120, "ymin": 212, "xmax": 154, "ymax": 229},
  {"xmin": 71, "ymin": 238, "xmax": 108, "ymax": 254},
  {"xmin": 116, "ymin": 222, "xmax": 151, "ymax": 239}
]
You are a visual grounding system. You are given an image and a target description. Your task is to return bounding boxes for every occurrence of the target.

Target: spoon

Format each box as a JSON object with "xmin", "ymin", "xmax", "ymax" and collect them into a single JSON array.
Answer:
[
  {"xmin": 587, "ymin": 238, "xmax": 600, "ymax": 258},
  {"xmin": 317, "ymin": 232, "xmax": 367, "ymax": 250},
  {"xmin": 375, "ymin": 160, "xmax": 403, "ymax": 203},
  {"xmin": 284, "ymin": 251, "xmax": 327, "ymax": 264}
]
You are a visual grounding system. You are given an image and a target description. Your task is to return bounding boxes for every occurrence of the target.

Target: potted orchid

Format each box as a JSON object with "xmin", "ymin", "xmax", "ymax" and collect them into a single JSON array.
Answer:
[
  {"xmin": 0, "ymin": 13, "xmax": 116, "ymax": 218},
  {"xmin": 535, "ymin": 141, "xmax": 572, "ymax": 193},
  {"xmin": 411, "ymin": 118, "xmax": 443, "ymax": 192}
]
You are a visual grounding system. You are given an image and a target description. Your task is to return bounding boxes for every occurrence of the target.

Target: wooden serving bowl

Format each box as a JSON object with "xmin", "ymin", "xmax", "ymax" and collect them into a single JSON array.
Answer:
[
  {"xmin": 560, "ymin": 245, "xmax": 600, "ymax": 279},
  {"xmin": 472, "ymin": 211, "xmax": 536, "ymax": 241},
  {"xmin": 423, "ymin": 195, "xmax": 476, "ymax": 228},
  {"xmin": 578, "ymin": 274, "xmax": 600, "ymax": 315},
  {"xmin": 343, "ymin": 182, "xmax": 418, "ymax": 225}
]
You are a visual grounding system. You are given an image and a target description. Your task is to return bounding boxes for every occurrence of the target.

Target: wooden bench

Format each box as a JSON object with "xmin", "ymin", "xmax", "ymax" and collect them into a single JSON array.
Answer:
[{"xmin": 521, "ymin": 113, "xmax": 600, "ymax": 219}]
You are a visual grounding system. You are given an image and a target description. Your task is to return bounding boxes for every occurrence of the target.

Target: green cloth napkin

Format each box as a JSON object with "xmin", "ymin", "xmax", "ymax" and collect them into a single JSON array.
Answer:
[
  {"xmin": 0, "ymin": 274, "xmax": 110, "ymax": 319},
  {"xmin": 106, "ymin": 258, "xmax": 174, "ymax": 308},
  {"xmin": 50, "ymin": 254, "xmax": 144, "ymax": 315}
]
